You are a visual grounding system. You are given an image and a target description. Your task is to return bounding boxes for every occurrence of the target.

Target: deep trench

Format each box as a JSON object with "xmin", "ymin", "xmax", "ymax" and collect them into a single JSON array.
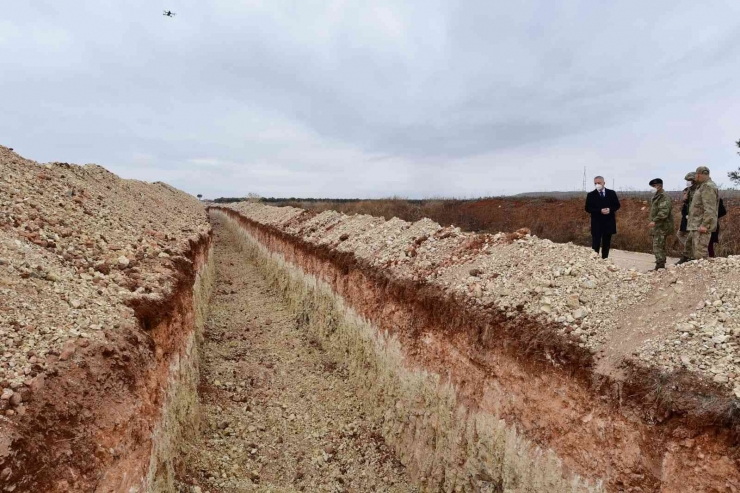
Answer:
[
  {"xmin": 175, "ymin": 215, "xmax": 416, "ymax": 492},
  {"xmin": 166, "ymin": 208, "xmax": 740, "ymax": 493},
  {"xmin": 9, "ymin": 206, "xmax": 737, "ymax": 492}
]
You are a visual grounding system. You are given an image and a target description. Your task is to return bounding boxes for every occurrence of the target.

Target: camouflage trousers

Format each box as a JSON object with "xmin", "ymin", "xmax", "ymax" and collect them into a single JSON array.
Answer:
[
  {"xmin": 682, "ymin": 231, "xmax": 694, "ymax": 259},
  {"xmin": 686, "ymin": 231, "xmax": 711, "ymax": 260},
  {"xmin": 652, "ymin": 234, "xmax": 667, "ymax": 265}
]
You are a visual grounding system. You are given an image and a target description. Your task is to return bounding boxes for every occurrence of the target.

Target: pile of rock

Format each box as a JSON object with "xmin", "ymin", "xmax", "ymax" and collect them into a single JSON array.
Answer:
[
  {"xmin": 0, "ymin": 146, "xmax": 209, "ymax": 414},
  {"xmin": 224, "ymin": 202, "xmax": 740, "ymax": 396},
  {"xmin": 638, "ymin": 258, "xmax": 740, "ymax": 390}
]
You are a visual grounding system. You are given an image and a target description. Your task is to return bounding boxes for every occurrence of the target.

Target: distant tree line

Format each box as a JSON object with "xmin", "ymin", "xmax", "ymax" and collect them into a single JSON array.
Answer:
[
  {"xmin": 213, "ymin": 197, "xmax": 247, "ymax": 203},
  {"xmin": 262, "ymin": 197, "xmax": 363, "ymax": 203},
  {"xmin": 213, "ymin": 192, "xmax": 262, "ymax": 203},
  {"xmin": 213, "ymin": 196, "xmax": 433, "ymax": 205},
  {"xmin": 262, "ymin": 197, "xmax": 433, "ymax": 205}
]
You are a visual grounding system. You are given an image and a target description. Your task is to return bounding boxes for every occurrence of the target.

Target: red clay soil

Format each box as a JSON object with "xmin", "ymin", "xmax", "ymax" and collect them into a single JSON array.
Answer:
[
  {"xmin": 218, "ymin": 207, "xmax": 740, "ymax": 493},
  {"xmin": 0, "ymin": 234, "xmax": 211, "ymax": 492}
]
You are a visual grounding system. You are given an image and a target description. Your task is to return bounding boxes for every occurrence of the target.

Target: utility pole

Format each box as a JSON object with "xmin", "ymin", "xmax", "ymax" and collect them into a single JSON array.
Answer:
[{"xmin": 582, "ymin": 167, "xmax": 587, "ymax": 192}]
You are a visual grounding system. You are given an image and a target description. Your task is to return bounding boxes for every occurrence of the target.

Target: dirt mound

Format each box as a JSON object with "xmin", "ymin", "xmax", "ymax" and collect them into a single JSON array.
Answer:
[
  {"xmin": 0, "ymin": 146, "xmax": 210, "ymax": 491},
  {"xmin": 277, "ymin": 196, "xmax": 740, "ymax": 258},
  {"xmin": 223, "ymin": 202, "xmax": 740, "ymax": 395}
]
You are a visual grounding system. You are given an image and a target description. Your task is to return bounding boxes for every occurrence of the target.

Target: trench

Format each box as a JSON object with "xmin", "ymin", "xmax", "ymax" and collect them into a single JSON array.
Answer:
[
  {"xmin": 166, "ymin": 206, "xmax": 740, "ymax": 493},
  {"xmin": 6, "ymin": 202, "xmax": 738, "ymax": 492},
  {"xmin": 169, "ymin": 210, "xmax": 602, "ymax": 493},
  {"xmin": 175, "ymin": 214, "xmax": 415, "ymax": 492}
]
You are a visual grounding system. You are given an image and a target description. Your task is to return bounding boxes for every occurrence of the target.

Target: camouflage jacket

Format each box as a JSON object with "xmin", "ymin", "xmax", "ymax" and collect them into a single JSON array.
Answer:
[
  {"xmin": 649, "ymin": 189, "xmax": 675, "ymax": 236},
  {"xmin": 687, "ymin": 179, "xmax": 719, "ymax": 232}
]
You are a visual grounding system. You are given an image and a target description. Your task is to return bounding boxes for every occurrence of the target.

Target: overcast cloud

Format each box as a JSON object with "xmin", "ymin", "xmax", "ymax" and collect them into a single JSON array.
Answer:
[{"xmin": 1, "ymin": 0, "xmax": 739, "ymax": 198}]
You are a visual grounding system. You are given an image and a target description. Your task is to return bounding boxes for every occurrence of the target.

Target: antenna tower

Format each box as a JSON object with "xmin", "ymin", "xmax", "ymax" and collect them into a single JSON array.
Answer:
[{"xmin": 582, "ymin": 167, "xmax": 587, "ymax": 192}]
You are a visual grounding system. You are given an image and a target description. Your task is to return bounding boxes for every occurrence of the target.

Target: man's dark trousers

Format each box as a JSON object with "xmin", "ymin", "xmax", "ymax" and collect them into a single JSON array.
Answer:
[
  {"xmin": 592, "ymin": 232, "xmax": 612, "ymax": 259},
  {"xmin": 585, "ymin": 188, "xmax": 621, "ymax": 259}
]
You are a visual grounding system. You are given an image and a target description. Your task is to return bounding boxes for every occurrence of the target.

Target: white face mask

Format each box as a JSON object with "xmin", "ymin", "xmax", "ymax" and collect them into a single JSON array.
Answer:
[
  {"xmin": 687, "ymin": 181, "xmax": 694, "ymax": 187},
  {"xmin": 595, "ymin": 184, "xmax": 604, "ymax": 191}
]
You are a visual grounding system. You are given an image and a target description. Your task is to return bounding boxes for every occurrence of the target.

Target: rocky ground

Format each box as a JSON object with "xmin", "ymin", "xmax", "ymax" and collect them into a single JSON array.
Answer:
[
  {"xmin": 223, "ymin": 203, "xmax": 740, "ymax": 396},
  {"xmin": 176, "ymin": 216, "xmax": 415, "ymax": 493},
  {"xmin": 0, "ymin": 145, "xmax": 209, "ymax": 415}
]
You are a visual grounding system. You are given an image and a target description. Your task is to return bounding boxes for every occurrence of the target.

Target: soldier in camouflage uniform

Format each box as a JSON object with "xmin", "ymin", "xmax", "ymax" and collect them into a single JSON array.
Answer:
[
  {"xmin": 676, "ymin": 171, "xmax": 697, "ymax": 264},
  {"xmin": 648, "ymin": 178, "xmax": 675, "ymax": 270},
  {"xmin": 686, "ymin": 166, "xmax": 719, "ymax": 261}
]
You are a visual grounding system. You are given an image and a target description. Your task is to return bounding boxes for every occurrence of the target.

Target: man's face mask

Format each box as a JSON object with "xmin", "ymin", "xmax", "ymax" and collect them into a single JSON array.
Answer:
[
  {"xmin": 595, "ymin": 184, "xmax": 604, "ymax": 191},
  {"xmin": 687, "ymin": 181, "xmax": 695, "ymax": 187}
]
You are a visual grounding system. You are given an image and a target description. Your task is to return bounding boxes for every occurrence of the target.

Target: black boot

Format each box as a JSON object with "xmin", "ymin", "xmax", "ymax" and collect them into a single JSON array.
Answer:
[
  {"xmin": 655, "ymin": 262, "xmax": 666, "ymax": 271},
  {"xmin": 675, "ymin": 257, "xmax": 689, "ymax": 265}
]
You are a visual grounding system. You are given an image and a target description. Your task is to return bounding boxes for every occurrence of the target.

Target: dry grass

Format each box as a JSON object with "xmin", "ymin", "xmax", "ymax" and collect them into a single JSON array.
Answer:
[{"xmin": 275, "ymin": 196, "xmax": 740, "ymax": 257}]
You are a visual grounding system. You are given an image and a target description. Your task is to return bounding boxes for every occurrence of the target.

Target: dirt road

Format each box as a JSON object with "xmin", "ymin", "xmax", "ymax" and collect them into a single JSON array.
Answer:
[
  {"xmin": 609, "ymin": 249, "xmax": 678, "ymax": 272},
  {"xmin": 176, "ymin": 217, "xmax": 415, "ymax": 492}
]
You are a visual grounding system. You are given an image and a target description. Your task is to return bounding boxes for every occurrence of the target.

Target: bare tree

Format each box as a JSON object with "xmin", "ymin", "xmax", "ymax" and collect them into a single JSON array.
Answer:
[
  {"xmin": 247, "ymin": 192, "xmax": 261, "ymax": 203},
  {"xmin": 730, "ymin": 139, "xmax": 740, "ymax": 186}
]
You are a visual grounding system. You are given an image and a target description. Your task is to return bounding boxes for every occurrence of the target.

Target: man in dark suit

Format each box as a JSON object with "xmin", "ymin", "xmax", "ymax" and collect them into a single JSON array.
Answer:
[{"xmin": 585, "ymin": 176, "xmax": 621, "ymax": 259}]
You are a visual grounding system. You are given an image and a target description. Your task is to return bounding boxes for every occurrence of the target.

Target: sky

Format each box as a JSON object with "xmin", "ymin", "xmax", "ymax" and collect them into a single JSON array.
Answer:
[{"xmin": 1, "ymin": 0, "xmax": 739, "ymax": 199}]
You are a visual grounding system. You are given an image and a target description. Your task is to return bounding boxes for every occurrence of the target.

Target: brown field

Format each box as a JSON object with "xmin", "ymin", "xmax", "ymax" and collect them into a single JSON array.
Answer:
[{"xmin": 272, "ymin": 196, "xmax": 740, "ymax": 258}]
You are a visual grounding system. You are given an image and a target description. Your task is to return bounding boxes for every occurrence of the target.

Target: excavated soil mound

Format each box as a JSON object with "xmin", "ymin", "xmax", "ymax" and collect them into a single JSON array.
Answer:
[{"xmin": 1, "ymin": 147, "xmax": 211, "ymax": 492}]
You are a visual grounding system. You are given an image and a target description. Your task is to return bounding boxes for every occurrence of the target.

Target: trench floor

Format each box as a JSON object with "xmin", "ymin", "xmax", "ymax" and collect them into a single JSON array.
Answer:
[{"xmin": 177, "ymin": 217, "xmax": 415, "ymax": 492}]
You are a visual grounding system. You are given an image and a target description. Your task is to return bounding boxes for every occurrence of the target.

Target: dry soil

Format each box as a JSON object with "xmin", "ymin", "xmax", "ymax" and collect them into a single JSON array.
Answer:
[
  {"xmin": 608, "ymin": 249, "xmax": 678, "ymax": 272},
  {"xmin": 176, "ymin": 216, "xmax": 415, "ymax": 493}
]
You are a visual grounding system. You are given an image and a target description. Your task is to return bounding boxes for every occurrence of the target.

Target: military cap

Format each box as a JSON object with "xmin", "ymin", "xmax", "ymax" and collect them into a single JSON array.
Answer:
[
  {"xmin": 649, "ymin": 178, "xmax": 663, "ymax": 186},
  {"xmin": 684, "ymin": 172, "xmax": 696, "ymax": 181},
  {"xmin": 695, "ymin": 166, "xmax": 710, "ymax": 175}
]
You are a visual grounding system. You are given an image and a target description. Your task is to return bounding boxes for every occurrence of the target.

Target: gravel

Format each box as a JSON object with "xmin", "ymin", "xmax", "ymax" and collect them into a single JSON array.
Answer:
[
  {"xmin": 223, "ymin": 202, "xmax": 740, "ymax": 396},
  {"xmin": 0, "ymin": 146, "xmax": 209, "ymax": 405}
]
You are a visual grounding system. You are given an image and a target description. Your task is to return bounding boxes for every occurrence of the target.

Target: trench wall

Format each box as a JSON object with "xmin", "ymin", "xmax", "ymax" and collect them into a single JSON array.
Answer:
[
  {"xmin": 0, "ymin": 147, "xmax": 216, "ymax": 492},
  {"xmin": 2, "ymin": 235, "xmax": 214, "ymax": 493},
  {"xmin": 97, "ymin": 239, "xmax": 216, "ymax": 493},
  {"xmin": 144, "ymin": 244, "xmax": 214, "ymax": 491},
  {"xmin": 214, "ymin": 205, "xmax": 740, "ymax": 493},
  {"xmin": 214, "ymin": 209, "xmax": 598, "ymax": 492}
]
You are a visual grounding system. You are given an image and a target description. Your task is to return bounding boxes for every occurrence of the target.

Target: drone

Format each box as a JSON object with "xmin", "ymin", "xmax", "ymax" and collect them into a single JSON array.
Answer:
[{"xmin": 163, "ymin": 10, "xmax": 176, "ymax": 17}]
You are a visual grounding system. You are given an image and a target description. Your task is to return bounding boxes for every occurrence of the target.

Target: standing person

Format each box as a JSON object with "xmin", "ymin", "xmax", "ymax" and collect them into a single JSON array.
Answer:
[
  {"xmin": 686, "ymin": 166, "xmax": 719, "ymax": 261},
  {"xmin": 585, "ymin": 176, "xmax": 621, "ymax": 259},
  {"xmin": 648, "ymin": 178, "xmax": 675, "ymax": 270},
  {"xmin": 676, "ymin": 172, "xmax": 697, "ymax": 264},
  {"xmin": 708, "ymin": 198, "xmax": 727, "ymax": 258}
]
